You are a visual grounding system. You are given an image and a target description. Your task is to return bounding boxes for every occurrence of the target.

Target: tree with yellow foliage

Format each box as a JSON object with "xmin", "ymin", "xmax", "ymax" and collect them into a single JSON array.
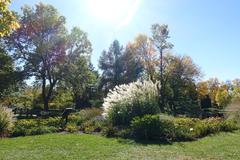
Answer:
[
  {"xmin": 0, "ymin": 0, "xmax": 19, "ymax": 37},
  {"xmin": 130, "ymin": 34, "xmax": 158, "ymax": 81}
]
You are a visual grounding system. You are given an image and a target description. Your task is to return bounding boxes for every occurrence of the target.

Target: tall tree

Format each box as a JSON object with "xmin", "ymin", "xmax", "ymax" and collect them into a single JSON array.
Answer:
[
  {"xmin": 197, "ymin": 78, "xmax": 225, "ymax": 108},
  {"xmin": 164, "ymin": 54, "xmax": 201, "ymax": 114},
  {"xmin": 64, "ymin": 57, "xmax": 96, "ymax": 109},
  {"xmin": 99, "ymin": 40, "xmax": 124, "ymax": 93},
  {"xmin": 232, "ymin": 79, "xmax": 240, "ymax": 99},
  {"xmin": 63, "ymin": 27, "xmax": 96, "ymax": 109},
  {"xmin": 0, "ymin": 0, "xmax": 19, "ymax": 37},
  {"xmin": 121, "ymin": 43, "xmax": 143, "ymax": 83},
  {"xmin": 151, "ymin": 24, "xmax": 173, "ymax": 111},
  {"xmin": 0, "ymin": 48, "xmax": 23, "ymax": 99},
  {"xmin": 130, "ymin": 34, "xmax": 158, "ymax": 81},
  {"xmin": 207, "ymin": 78, "xmax": 220, "ymax": 104},
  {"xmin": 0, "ymin": 48, "xmax": 14, "ymax": 95},
  {"xmin": 4, "ymin": 3, "xmax": 67, "ymax": 110},
  {"xmin": 215, "ymin": 85, "xmax": 232, "ymax": 108},
  {"xmin": 197, "ymin": 81, "xmax": 209, "ymax": 100}
]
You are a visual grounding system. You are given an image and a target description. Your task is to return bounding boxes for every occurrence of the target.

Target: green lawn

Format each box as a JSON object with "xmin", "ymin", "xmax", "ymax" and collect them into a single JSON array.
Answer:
[{"xmin": 0, "ymin": 131, "xmax": 240, "ymax": 160}]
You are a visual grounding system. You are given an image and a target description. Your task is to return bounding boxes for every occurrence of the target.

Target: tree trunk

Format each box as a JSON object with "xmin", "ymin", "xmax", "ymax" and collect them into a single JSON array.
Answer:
[
  {"xmin": 43, "ymin": 98, "xmax": 49, "ymax": 111},
  {"xmin": 42, "ymin": 77, "xmax": 49, "ymax": 111},
  {"xmin": 159, "ymin": 48, "xmax": 165, "ymax": 112},
  {"xmin": 42, "ymin": 76, "xmax": 56, "ymax": 111},
  {"xmin": 74, "ymin": 94, "xmax": 81, "ymax": 109}
]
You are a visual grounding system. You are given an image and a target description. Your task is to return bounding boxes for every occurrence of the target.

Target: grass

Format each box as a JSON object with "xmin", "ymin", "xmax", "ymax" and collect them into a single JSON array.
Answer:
[{"xmin": 0, "ymin": 131, "xmax": 240, "ymax": 160}]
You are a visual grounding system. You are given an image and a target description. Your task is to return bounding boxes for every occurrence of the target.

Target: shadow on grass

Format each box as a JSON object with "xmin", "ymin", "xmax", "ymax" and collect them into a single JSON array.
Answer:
[
  {"xmin": 116, "ymin": 137, "xmax": 173, "ymax": 146},
  {"xmin": 117, "ymin": 130, "xmax": 240, "ymax": 146}
]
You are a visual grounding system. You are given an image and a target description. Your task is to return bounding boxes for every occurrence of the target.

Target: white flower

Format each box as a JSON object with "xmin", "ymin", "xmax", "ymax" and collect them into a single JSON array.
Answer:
[{"xmin": 190, "ymin": 128, "xmax": 194, "ymax": 131}]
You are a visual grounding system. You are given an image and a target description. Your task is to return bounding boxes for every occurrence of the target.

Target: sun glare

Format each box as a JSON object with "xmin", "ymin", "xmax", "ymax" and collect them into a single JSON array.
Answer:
[{"xmin": 87, "ymin": 0, "xmax": 141, "ymax": 28}]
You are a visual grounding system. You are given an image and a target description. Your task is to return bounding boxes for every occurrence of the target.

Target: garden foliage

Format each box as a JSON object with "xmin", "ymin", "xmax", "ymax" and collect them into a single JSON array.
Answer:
[
  {"xmin": 12, "ymin": 117, "xmax": 61, "ymax": 137},
  {"xmin": 130, "ymin": 115, "xmax": 238, "ymax": 141},
  {"xmin": 102, "ymin": 80, "xmax": 160, "ymax": 125},
  {"xmin": 0, "ymin": 107, "xmax": 15, "ymax": 137}
]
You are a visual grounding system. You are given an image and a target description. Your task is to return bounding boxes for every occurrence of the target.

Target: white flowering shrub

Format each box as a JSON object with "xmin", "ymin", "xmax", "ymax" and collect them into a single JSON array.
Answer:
[
  {"xmin": 0, "ymin": 107, "xmax": 15, "ymax": 137},
  {"xmin": 102, "ymin": 80, "xmax": 160, "ymax": 125}
]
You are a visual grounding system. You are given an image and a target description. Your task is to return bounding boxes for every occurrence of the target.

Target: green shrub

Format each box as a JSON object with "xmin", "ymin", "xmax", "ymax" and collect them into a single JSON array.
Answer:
[
  {"xmin": 197, "ymin": 117, "xmax": 223, "ymax": 137},
  {"xmin": 18, "ymin": 119, "xmax": 37, "ymax": 127},
  {"xmin": 193, "ymin": 117, "xmax": 238, "ymax": 138},
  {"xmin": 131, "ymin": 115, "xmax": 175, "ymax": 141},
  {"xmin": 101, "ymin": 123, "xmax": 132, "ymax": 138},
  {"xmin": 29, "ymin": 126, "xmax": 59, "ymax": 135},
  {"xmin": 101, "ymin": 125, "xmax": 119, "ymax": 137},
  {"xmin": 69, "ymin": 108, "xmax": 102, "ymax": 126},
  {"xmin": 65, "ymin": 123, "xmax": 78, "ymax": 133},
  {"xmin": 0, "ymin": 107, "xmax": 15, "ymax": 137},
  {"xmin": 220, "ymin": 119, "xmax": 238, "ymax": 131},
  {"xmin": 12, "ymin": 119, "xmax": 37, "ymax": 136},
  {"xmin": 14, "ymin": 118, "xmax": 61, "ymax": 129},
  {"xmin": 78, "ymin": 108, "xmax": 102, "ymax": 121},
  {"xmin": 68, "ymin": 114, "xmax": 81, "ymax": 125},
  {"xmin": 114, "ymin": 128, "xmax": 132, "ymax": 138},
  {"xmin": 90, "ymin": 99, "xmax": 103, "ymax": 108},
  {"xmin": 102, "ymin": 115, "xmax": 238, "ymax": 141},
  {"xmin": 173, "ymin": 117, "xmax": 239, "ymax": 141},
  {"xmin": 80, "ymin": 119, "xmax": 105, "ymax": 134},
  {"xmin": 68, "ymin": 108, "xmax": 105, "ymax": 134},
  {"xmin": 173, "ymin": 117, "xmax": 201, "ymax": 140},
  {"xmin": 103, "ymin": 80, "xmax": 160, "ymax": 126},
  {"xmin": 12, "ymin": 118, "xmax": 62, "ymax": 137},
  {"xmin": 12, "ymin": 125, "xmax": 59, "ymax": 137},
  {"xmin": 12, "ymin": 125, "xmax": 28, "ymax": 137},
  {"xmin": 43, "ymin": 117, "xmax": 62, "ymax": 127}
]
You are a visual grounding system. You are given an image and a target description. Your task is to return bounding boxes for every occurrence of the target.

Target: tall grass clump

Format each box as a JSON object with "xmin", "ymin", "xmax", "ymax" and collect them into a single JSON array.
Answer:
[
  {"xmin": 102, "ymin": 80, "xmax": 160, "ymax": 126},
  {"xmin": 0, "ymin": 107, "xmax": 15, "ymax": 137},
  {"xmin": 69, "ymin": 108, "xmax": 103, "ymax": 125},
  {"xmin": 224, "ymin": 98, "xmax": 240, "ymax": 126}
]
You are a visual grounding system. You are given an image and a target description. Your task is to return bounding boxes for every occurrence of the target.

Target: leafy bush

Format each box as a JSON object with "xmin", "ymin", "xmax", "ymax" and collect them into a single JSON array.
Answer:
[
  {"xmin": 197, "ymin": 117, "xmax": 223, "ymax": 137},
  {"xmin": 12, "ymin": 118, "xmax": 62, "ymax": 137},
  {"xmin": 14, "ymin": 118, "xmax": 61, "ymax": 128},
  {"xmin": 11, "ymin": 119, "xmax": 37, "ymax": 136},
  {"xmin": 101, "ymin": 121, "xmax": 132, "ymax": 138},
  {"xmin": 90, "ymin": 99, "xmax": 103, "ymax": 108},
  {"xmin": 173, "ymin": 117, "xmax": 201, "ymax": 140},
  {"xmin": 0, "ymin": 107, "xmax": 15, "ymax": 137},
  {"xmin": 11, "ymin": 125, "xmax": 28, "ymax": 137},
  {"xmin": 44, "ymin": 117, "xmax": 62, "ymax": 127},
  {"xmin": 28, "ymin": 126, "xmax": 59, "ymax": 135},
  {"xmin": 80, "ymin": 119, "xmax": 105, "ymax": 134},
  {"xmin": 12, "ymin": 125, "xmax": 59, "ymax": 137},
  {"xmin": 131, "ymin": 115, "xmax": 175, "ymax": 141},
  {"xmin": 69, "ymin": 108, "xmax": 102, "ymax": 126},
  {"xmin": 101, "ymin": 125, "xmax": 119, "ymax": 137},
  {"xmin": 14, "ymin": 119, "xmax": 37, "ymax": 129},
  {"xmin": 66, "ymin": 108, "xmax": 104, "ymax": 134},
  {"xmin": 220, "ymin": 119, "xmax": 238, "ymax": 131},
  {"xmin": 65, "ymin": 123, "xmax": 78, "ymax": 133},
  {"xmin": 103, "ymin": 80, "xmax": 160, "ymax": 126},
  {"xmin": 173, "ymin": 117, "xmax": 238, "ymax": 141},
  {"xmin": 101, "ymin": 115, "xmax": 238, "ymax": 141}
]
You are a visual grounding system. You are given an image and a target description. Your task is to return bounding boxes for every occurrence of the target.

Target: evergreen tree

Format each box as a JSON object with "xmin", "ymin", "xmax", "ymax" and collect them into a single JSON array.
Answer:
[{"xmin": 99, "ymin": 40, "xmax": 124, "ymax": 93}]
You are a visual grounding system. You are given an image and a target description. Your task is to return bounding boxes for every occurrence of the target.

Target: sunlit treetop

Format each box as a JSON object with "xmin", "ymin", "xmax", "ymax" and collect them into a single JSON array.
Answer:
[{"xmin": 0, "ymin": 0, "xmax": 20, "ymax": 37}]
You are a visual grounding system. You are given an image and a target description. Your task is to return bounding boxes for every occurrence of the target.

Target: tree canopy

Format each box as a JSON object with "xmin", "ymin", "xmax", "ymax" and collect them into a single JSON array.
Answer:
[{"xmin": 0, "ymin": 0, "xmax": 19, "ymax": 37}]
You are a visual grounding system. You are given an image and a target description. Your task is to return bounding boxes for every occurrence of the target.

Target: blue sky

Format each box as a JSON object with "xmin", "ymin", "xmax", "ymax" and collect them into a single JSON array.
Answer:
[{"xmin": 10, "ymin": 0, "xmax": 240, "ymax": 81}]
